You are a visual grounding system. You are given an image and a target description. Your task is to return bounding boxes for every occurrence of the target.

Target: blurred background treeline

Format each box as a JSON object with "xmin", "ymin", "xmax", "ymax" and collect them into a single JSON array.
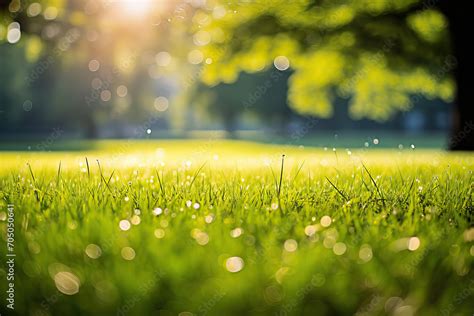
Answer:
[{"xmin": 0, "ymin": 0, "xmax": 472, "ymax": 149}]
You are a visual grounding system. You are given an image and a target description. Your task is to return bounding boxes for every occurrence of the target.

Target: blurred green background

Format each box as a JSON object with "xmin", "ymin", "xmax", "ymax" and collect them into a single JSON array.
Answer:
[{"xmin": 1, "ymin": 0, "xmax": 472, "ymax": 149}]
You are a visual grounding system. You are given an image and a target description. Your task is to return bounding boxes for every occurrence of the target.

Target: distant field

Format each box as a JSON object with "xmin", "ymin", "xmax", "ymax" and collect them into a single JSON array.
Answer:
[
  {"xmin": 0, "ymin": 140, "xmax": 472, "ymax": 315},
  {"xmin": 0, "ymin": 130, "xmax": 449, "ymax": 152}
]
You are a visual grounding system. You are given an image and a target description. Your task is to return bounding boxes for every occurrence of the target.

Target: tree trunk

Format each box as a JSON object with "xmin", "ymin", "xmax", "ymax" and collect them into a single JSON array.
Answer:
[
  {"xmin": 442, "ymin": 2, "xmax": 474, "ymax": 150},
  {"xmin": 83, "ymin": 114, "xmax": 98, "ymax": 139}
]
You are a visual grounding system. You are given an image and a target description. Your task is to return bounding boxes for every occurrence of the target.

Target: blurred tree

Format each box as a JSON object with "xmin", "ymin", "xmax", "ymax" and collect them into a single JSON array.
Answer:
[
  {"xmin": 1, "ymin": 0, "xmax": 199, "ymax": 138},
  {"xmin": 195, "ymin": 0, "xmax": 472, "ymax": 150},
  {"xmin": 192, "ymin": 70, "xmax": 293, "ymax": 135}
]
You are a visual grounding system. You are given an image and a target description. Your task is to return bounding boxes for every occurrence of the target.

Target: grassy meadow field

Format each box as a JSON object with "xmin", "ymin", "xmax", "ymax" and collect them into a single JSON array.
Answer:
[{"xmin": 0, "ymin": 140, "xmax": 473, "ymax": 315}]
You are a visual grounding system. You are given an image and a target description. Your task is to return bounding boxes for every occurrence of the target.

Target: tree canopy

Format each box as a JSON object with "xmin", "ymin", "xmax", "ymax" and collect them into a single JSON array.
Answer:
[{"xmin": 194, "ymin": 0, "xmax": 454, "ymax": 121}]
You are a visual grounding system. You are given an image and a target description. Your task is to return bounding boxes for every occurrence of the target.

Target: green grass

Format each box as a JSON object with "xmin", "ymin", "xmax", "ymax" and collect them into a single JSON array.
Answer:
[{"xmin": 0, "ymin": 140, "xmax": 473, "ymax": 315}]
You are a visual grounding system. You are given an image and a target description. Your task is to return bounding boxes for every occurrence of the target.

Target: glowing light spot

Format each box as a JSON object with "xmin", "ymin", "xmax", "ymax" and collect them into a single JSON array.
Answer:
[
  {"xmin": 193, "ymin": 202, "xmax": 200, "ymax": 210},
  {"xmin": 271, "ymin": 202, "xmax": 279, "ymax": 210},
  {"xmin": 320, "ymin": 215, "xmax": 332, "ymax": 227},
  {"xmin": 411, "ymin": 144, "xmax": 416, "ymax": 149},
  {"xmin": 304, "ymin": 225, "xmax": 317, "ymax": 237},
  {"xmin": 23, "ymin": 100, "xmax": 33, "ymax": 112},
  {"xmin": 131, "ymin": 215, "xmax": 141, "ymax": 225},
  {"xmin": 100, "ymin": 90, "xmax": 111, "ymax": 102},
  {"xmin": 359, "ymin": 244, "xmax": 373, "ymax": 262},
  {"xmin": 205, "ymin": 58, "xmax": 213, "ymax": 64},
  {"xmin": 225, "ymin": 256, "xmax": 244, "ymax": 273},
  {"xmin": 187, "ymin": 49, "xmax": 204, "ymax": 64},
  {"xmin": 373, "ymin": 138, "xmax": 379, "ymax": 145},
  {"xmin": 195, "ymin": 231, "xmax": 209, "ymax": 245},
  {"xmin": 54, "ymin": 271, "xmax": 80, "ymax": 295},
  {"xmin": 115, "ymin": 0, "xmax": 152, "ymax": 17},
  {"xmin": 333, "ymin": 242, "xmax": 347, "ymax": 255},
  {"xmin": 121, "ymin": 247, "xmax": 135, "ymax": 260},
  {"xmin": 323, "ymin": 236, "xmax": 336, "ymax": 248},
  {"xmin": 212, "ymin": 6, "xmax": 226, "ymax": 19},
  {"xmin": 44, "ymin": 6, "xmax": 58, "ymax": 20},
  {"xmin": 463, "ymin": 228, "xmax": 474, "ymax": 242},
  {"xmin": 124, "ymin": 196, "xmax": 129, "ymax": 202},
  {"xmin": 205, "ymin": 214, "xmax": 214, "ymax": 224},
  {"xmin": 119, "ymin": 220, "xmax": 131, "ymax": 231},
  {"xmin": 27, "ymin": 3, "xmax": 42, "ymax": 17},
  {"xmin": 117, "ymin": 85, "xmax": 128, "ymax": 97},
  {"xmin": 193, "ymin": 31, "xmax": 211, "ymax": 46},
  {"xmin": 186, "ymin": 200, "xmax": 192, "ymax": 208},
  {"xmin": 91, "ymin": 78, "xmax": 102, "ymax": 89},
  {"xmin": 152, "ymin": 208, "xmax": 163, "ymax": 216},
  {"xmin": 275, "ymin": 267, "xmax": 289, "ymax": 284},
  {"xmin": 284, "ymin": 239, "xmax": 298, "ymax": 252},
  {"xmin": 230, "ymin": 227, "xmax": 243, "ymax": 238},
  {"xmin": 7, "ymin": 23, "xmax": 21, "ymax": 44},
  {"xmin": 88, "ymin": 59, "xmax": 100, "ymax": 72},
  {"xmin": 85, "ymin": 244, "xmax": 102, "ymax": 259},
  {"xmin": 408, "ymin": 237, "xmax": 420, "ymax": 251},
  {"xmin": 146, "ymin": 128, "xmax": 152, "ymax": 135},
  {"xmin": 273, "ymin": 56, "xmax": 290, "ymax": 71},
  {"xmin": 154, "ymin": 228, "xmax": 165, "ymax": 239},
  {"xmin": 156, "ymin": 51, "xmax": 171, "ymax": 66},
  {"xmin": 154, "ymin": 97, "xmax": 169, "ymax": 112}
]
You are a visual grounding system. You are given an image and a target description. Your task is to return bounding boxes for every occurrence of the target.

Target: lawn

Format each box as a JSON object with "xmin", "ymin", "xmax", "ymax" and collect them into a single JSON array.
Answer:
[{"xmin": 0, "ymin": 140, "xmax": 473, "ymax": 315}]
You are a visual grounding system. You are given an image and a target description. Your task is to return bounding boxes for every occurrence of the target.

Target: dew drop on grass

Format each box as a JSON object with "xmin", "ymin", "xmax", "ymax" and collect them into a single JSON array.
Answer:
[
  {"xmin": 119, "ymin": 220, "xmax": 131, "ymax": 231},
  {"xmin": 359, "ymin": 244, "xmax": 373, "ymax": 262},
  {"xmin": 304, "ymin": 225, "xmax": 317, "ymax": 237},
  {"xmin": 323, "ymin": 236, "xmax": 336, "ymax": 248},
  {"xmin": 333, "ymin": 242, "xmax": 347, "ymax": 255},
  {"xmin": 68, "ymin": 221, "xmax": 78, "ymax": 230},
  {"xmin": 408, "ymin": 237, "xmax": 420, "ymax": 251},
  {"xmin": 85, "ymin": 244, "xmax": 102, "ymax": 259},
  {"xmin": 230, "ymin": 227, "xmax": 243, "ymax": 238},
  {"xmin": 320, "ymin": 215, "xmax": 332, "ymax": 227},
  {"xmin": 205, "ymin": 214, "xmax": 214, "ymax": 223},
  {"xmin": 193, "ymin": 202, "xmax": 200, "ymax": 210},
  {"xmin": 284, "ymin": 239, "xmax": 298, "ymax": 252},
  {"xmin": 54, "ymin": 271, "xmax": 80, "ymax": 295},
  {"xmin": 121, "ymin": 247, "xmax": 136, "ymax": 260},
  {"xmin": 195, "ymin": 231, "xmax": 209, "ymax": 245},
  {"xmin": 152, "ymin": 208, "xmax": 163, "ymax": 216},
  {"xmin": 154, "ymin": 228, "xmax": 165, "ymax": 239},
  {"xmin": 225, "ymin": 256, "xmax": 244, "ymax": 273},
  {"xmin": 131, "ymin": 215, "xmax": 141, "ymax": 225}
]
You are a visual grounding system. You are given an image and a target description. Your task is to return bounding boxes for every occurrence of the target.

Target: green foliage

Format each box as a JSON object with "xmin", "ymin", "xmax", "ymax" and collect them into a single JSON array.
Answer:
[
  {"xmin": 0, "ymin": 141, "xmax": 473, "ymax": 315},
  {"xmin": 196, "ymin": 0, "xmax": 454, "ymax": 120}
]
